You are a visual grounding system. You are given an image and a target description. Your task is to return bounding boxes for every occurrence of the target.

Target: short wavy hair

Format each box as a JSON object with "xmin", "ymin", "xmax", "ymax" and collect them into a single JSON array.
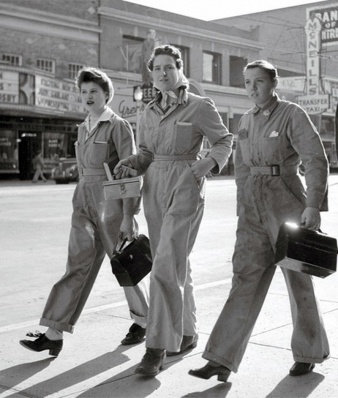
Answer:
[
  {"xmin": 243, "ymin": 60, "xmax": 279, "ymax": 82},
  {"xmin": 76, "ymin": 67, "xmax": 114, "ymax": 103},
  {"xmin": 147, "ymin": 44, "xmax": 184, "ymax": 72}
]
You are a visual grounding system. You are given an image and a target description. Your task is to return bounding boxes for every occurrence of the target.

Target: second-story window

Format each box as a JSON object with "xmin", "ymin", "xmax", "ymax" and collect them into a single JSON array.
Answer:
[
  {"xmin": 230, "ymin": 56, "xmax": 247, "ymax": 88},
  {"xmin": 172, "ymin": 45, "xmax": 190, "ymax": 78},
  {"xmin": 2, "ymin": 53, "xmax": 22, "ymax": 66},
  {"xmin": 37, "ymin": 58, "xmax": 55, "ymax": 74},
  {"xmin": 203, "ymin": 51, "xmax": 221, "ymax": 84},
  {"xmin": 68, "ymin": 63, "xmax": 83, "ymax": 79},
  {"xmin": 122, "ymin": 36, "xmax": 143, "ymax": 73}
]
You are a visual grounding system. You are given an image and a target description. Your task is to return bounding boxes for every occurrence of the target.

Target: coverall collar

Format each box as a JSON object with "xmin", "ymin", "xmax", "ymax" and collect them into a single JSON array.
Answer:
[
  {"xmin": 249, "ymin": 94, "xmax": 279, "ymax": 118},
  {"xmin": 85, "ymin": 106, "xmax": 114, "ymax": 132},
  {"xmin": 148, "ymin": 87, "xmax": 188, "ymax": 113}
]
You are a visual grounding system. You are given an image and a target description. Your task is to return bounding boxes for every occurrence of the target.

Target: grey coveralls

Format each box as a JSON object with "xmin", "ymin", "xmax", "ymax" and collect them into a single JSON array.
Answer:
[
  {"xmin": 203, "ymin": 96, "xmax": 330, "ymax": 372},
  {"xmin": 40, "ymin": 111, "xmax": 149, "ymax": 333},
  {"xmin": 128, "ymin": 90, "xmax": 233, "ymax": 352}
]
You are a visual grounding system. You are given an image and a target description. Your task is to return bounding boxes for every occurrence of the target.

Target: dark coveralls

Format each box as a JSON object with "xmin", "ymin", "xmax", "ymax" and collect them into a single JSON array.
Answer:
[
  {"xmin": 40, "ymin": 110, "xmax": 149, "ymax": 333},
  {"xmin": 203, "ymin": 96, "xmax": 330, "ymax": 372}
]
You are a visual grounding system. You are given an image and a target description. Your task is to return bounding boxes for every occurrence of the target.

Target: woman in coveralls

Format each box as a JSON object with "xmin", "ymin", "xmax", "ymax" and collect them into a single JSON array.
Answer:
[
  {"xmin": 189, "ymin": 60, "xmax": 330, "ymax": 383},
  {"xmin": 114, "ymin": 45, "xmax": 233, "ymax": 376},
  {"xmin": 20, "ymin": 67, "xmax": 149, "ymax": 356}
]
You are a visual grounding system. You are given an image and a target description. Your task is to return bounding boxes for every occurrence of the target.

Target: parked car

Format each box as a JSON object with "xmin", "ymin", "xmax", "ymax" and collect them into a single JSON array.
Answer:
[{"xmin": 51, "ymin": 158, "xmax": 78, "ymax": 184}]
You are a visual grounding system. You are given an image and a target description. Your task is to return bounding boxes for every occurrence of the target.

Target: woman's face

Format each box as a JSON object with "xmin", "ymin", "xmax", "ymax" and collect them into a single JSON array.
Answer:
[
  {"xmin": 152, "ymin": 54, "xmax": 180, "ymax": 92},
  {"xmin": 244, "ymin": 67, "xmax": 277, "ymax": 108},
  {"xmin": 80, "ymin": 82, "xmax": 108, "ymax": 115}
]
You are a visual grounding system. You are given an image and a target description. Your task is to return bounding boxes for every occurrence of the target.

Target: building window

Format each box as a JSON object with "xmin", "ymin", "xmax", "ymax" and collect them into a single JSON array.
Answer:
[
  {"xmin": 229, "ymin": 56, "xmax": 247, "ymax": 88},
  {"xmin": 172, "ymin": 45, "xmax": 190, "ymax": 78},
  {"xmin": 203, "ymin": 51, "xmax": 221, "ymax": 84},
  {"xmin": 122, "ymin": 36, "xmax": 144, "ymax": 73},
  {"xmin": 2, "ymin": 53, "xmax": 22, "ymax": 66},
  {"xmin": 36, "ymin": 59, "xmax": 55, "ymax": 74},
  {"xmin": 68, "ymin": 63, "xmax": 83, "ymax": 79}
]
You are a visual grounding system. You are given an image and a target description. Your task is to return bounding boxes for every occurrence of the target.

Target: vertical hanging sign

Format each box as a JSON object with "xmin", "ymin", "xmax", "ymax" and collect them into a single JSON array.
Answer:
[{"xmin": 305, "ymin": 11, "xmax": 322, "ymax": 96}]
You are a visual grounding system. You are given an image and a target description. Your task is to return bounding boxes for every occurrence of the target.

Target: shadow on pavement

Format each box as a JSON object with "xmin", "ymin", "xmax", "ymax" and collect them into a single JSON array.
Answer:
[
  {"xmin": 75, "ymin": 355, "xmax": 184, "ymax": 398},
  {"xmin": 181, "ymin": 382, "xmax": 232, "ymax": 397},
  {"xmin": 266, "ymin": 372, "xmax": 325, "ymax": 398},
  {"xmin": 0, "ymin": 357, "xmax": 55, "ymax": 392},
  {"xmin": 2, "ymin": 346, "xmax": 131, "ymax": 398}
]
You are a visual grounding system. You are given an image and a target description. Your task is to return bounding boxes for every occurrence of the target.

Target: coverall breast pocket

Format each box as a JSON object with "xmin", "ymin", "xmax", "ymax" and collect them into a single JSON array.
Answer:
[
  {"xmin": 262, "ymin": 136, "xmax": 283, "ymax": 161},
  {"xmin": 237, "ymin": 129, "xmax": 250, "ymax": 163},
  {"xmin": 174, "ymin": 122, "xmax": 193, "ymax": 152},
  {"xmin": 92, "ymin": 141, "xmax": 109, "ymax": 160}
]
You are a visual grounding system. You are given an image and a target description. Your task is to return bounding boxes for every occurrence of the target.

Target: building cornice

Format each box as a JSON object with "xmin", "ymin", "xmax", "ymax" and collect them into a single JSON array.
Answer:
[
  {"xmin": 98, "ymin": 6, "xmax": 263, "ymax": 51},
  {"xmin": 0, "ymin": 3, "xmax": 100, "ymax": 43}
]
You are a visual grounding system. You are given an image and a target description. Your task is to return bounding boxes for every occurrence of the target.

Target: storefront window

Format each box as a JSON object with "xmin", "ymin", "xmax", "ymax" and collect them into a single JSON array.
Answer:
[
  {"xmin": 0, "ymin": 130, "xmax": 19, "ymax": 172},
  {"xmin": 43, "ymin": 132, "xmax": 76, "ymax": 161}
]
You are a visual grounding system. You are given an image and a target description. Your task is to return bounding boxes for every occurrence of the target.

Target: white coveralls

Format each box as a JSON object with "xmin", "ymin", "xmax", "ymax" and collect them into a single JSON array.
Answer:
[
  {"xmin": 203, "ymin": 96, "xmax": 330, "ymax": 372},
  {"xmin": 40, "ymin": 110, "xmax": 149, "ymax": 333},
  {"xmin": 127, "ymin": 90, "xmax": 233, "ymax": 352}
]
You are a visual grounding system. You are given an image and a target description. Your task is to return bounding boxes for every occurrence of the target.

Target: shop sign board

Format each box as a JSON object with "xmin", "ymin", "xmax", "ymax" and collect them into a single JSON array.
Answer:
[
  {"xmin": 35, "ymin": 75, "xmax": 86, "ymax": 114},
  {"xmin": 308, "ymin": 3, "xmax": 338, "ymax": 45},
  {"xmin": 278, "ymin": 77, "xmax": 306, "ymax": 93},
  {"xmin": 0, "ymin": 71, "xmax": 19, "ymax": 103},
  {"xmin": 141, "ymin": 83, "xmax": 155, "ymax": 104},
  {"xmin": 297, "ymin": 94, "xmax": 330, "ymax": 114}
]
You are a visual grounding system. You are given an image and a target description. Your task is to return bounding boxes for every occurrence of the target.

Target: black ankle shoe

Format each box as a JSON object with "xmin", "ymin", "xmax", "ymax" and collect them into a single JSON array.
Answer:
[
  {"xmin": 135, "ymin": 348, "xmax": 166, "ymax": 376},
  {"xmin": 289, "ymin": 362, "xmax": 315, "ymax": 376},
  {"xmin": 121, "ymin": 323, "xmax": 146, "ymax": 345},
  {"xmin": 167, "ymin": 334, "xmax": 198, "ymax": 356},
  {"xmin": 189, "ymin": 362, "xmax": 231, "ymax": 382},
  {"xmin": 19, "ymin": 331, "xmax": 63, "ymax": 357}
]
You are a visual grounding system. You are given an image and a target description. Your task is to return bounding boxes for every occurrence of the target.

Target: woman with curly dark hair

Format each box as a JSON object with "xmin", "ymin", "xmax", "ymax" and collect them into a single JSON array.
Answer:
[
  {"xmin": 20, "ymin": 67, "xmax": 149, "ymax": 356},
  {"xmin": 115, "ymin": 45, "xmax": 233, "ymax": 376}
]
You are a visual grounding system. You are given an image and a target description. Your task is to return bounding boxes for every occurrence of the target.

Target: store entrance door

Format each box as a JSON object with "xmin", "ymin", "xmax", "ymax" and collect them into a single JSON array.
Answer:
[{"xmin": 18, "ymin": 132, "xmax": 39, "ymax": 180}]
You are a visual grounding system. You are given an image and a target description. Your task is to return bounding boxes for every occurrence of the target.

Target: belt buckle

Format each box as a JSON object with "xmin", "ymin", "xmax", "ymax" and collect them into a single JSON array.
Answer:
[{"xmin": 271, "ymin": 165, "xmax": 280, "ymax": 176}]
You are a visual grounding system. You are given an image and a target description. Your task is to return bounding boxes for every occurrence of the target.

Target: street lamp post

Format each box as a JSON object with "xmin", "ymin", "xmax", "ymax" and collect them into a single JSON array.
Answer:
[{"xmin": 134, "ymin": 86, "xmax": 143, "ymax": 148}]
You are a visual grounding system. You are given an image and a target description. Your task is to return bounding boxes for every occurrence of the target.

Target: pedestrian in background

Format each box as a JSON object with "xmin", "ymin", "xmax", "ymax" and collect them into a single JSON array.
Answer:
[
  {"xmin": 114, "ymin": 44, "xmax": 233, "ymax": 376},
  {"xmin": 20, "ymin": 67, "xmax": 149, "ymax": 357},
  {"xmin": 189, "ymin": 60, "xmax": 330, "ymax": 383},
  {"xmin": 32, "ymin": 150, "xmax": 47, "ymax": 183}
]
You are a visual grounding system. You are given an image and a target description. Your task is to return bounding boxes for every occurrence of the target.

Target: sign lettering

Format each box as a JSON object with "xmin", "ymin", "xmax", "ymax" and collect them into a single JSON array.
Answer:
[
  {"xmin": 0, "ymin": 71, "xmax": 19, "ymax": 103},
  {"xmin": 35, "ymin": 75, "xmax": 86, "ymax": 113}
]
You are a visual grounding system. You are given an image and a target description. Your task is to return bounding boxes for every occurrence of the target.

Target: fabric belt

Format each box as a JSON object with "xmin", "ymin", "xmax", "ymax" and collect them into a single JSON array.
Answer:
[
  {"xmin": 250, "ymin": 165, "xmax": 298, "ymax": 176},
  {"xmin": 79, "ymin": 167, "xmax": 106, "ymax": 176},
  {"xmin": 153, "ymin": 154, "xmax": 198, "ymax": 161}
]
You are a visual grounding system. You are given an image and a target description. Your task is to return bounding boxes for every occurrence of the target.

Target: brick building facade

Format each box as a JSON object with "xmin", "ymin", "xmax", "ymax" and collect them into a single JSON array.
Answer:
[{"xmin": 1, "ymin": 0, "xmax": 337, "ymax": 178}]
